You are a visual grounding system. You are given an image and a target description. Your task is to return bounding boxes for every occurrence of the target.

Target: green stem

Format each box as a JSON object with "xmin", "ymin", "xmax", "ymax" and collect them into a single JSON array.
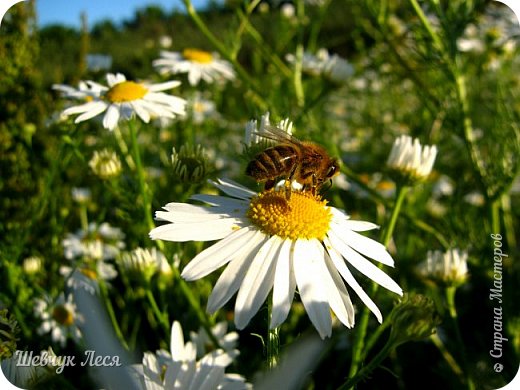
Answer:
[
  {"xmin": 489, "ymin": 198, "xmax": 501, "ymax": 236},
  {"xmin": 501, "ymin": 193, "xmax": 516, "ymax": 249},
  {"xmin": 267, "ymin": 299, "xmax": 280, "ymax": 369},
  {"xmin": 446, "ymin": 286, "xmax": 475, "ymax": 390},
  {"xmin": 340, "ymin": 336, "xmax": 394, "ymax": 390},
  {"xmin": 380, "ymin": 185, "xmax": 409, "ymax": 247},
  {"xmin": 362, "ymin": 319, "xmax": 391, "ymax": 360},
  {"xmin": 347, "ymin": 185, "xmax": 408, "ymax": 383},
  {"xmin": 430, "ymin": 332, "xmax": 464, "ymax": 378},
  {"xmin": 146, "ymin": 289, "xmax": 170, "ymax": 336},
  {"xmin": 98, "ymin": 278, "xmax": 129, "ymax": 350},
  {"xmin": 293, "ymin": 0, "xmax": 305, "ymax": 108},
  {"xmin": 127, "ymin": 120, "xmax": 154, "ymax": 232}
]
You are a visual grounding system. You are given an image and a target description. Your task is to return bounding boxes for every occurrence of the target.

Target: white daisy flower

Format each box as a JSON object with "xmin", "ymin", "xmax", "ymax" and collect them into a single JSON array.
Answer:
[
  {"xmin": 34, "ymin": 293, "xmax": 83, "ymax": 347},
  {"xmin": 417, "ymin": 249, "xmax": 469, "ymax": 285},
  {"xmin": 386, "ymin": 135, "xmax": 437, "ymax": 182},
  {"xmin": 60, "ymin": 73, "xmax": 186, "ymax": 130},
  {"xmin": 150, "ymin": 179, "xmax": 402, "ymax": 339},
  {"xmin": 62, "ymin": 222, "xmax": 125, "ymax": 261},
  {"xmin": 134, "ymin": 321, "xmax": 250, "ymax": 390},
  {"xmin": 153, "ymin": 49, "xmax": 236, "ymax": 86},
  {"xmin": 188, "ymin": 93, "xmax": 219, "ymax": 124},
  {"xmin": 286, "ymin": 49, "xmax": 354, "ymax": 83}
]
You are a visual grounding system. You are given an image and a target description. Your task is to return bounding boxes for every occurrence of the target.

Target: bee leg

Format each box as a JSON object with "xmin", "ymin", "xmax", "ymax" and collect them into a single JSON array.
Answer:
[{"xmin": 284, "ymin": 179, "xmax": 292, "ymax": 200}]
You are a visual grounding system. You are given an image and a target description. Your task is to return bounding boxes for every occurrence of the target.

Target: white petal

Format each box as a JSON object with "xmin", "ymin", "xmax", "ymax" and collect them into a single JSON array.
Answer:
[
  {"xmin": 324, "ymin": 237, "xmax": 382, "ymax": 323},
  {"xmin": 74, "ymin": 101, "xmax": 108, "ymax": 122},
  {"xmin": 102, "ymin": 104, "xmax": 120, "ymax": 130},
  {"xmin": 327, "ymin": 230, "xmax": 403, "ymax": 296},
  {"xmin": 207, "ymin": 236, "xmax": 267, "ymax": 313},
  {"xmin": 150, "ymin": 218, "xmax": 243, "ymax": 242},
  {"xmin": 234, "ymin": 235, "xmax": 282, "ymax": 329},
  {"xmin": 320, "ymin": 247, "xmax": 355, "ymax": 328},
  {"xmin": 170, "ymin": 321, "xmax": 186, "ymax": 361},
  {"xmin": 131, "ymin": 101, "xmax": 151, "ymax": 123},
  {"xmin": 142, "ymin": 353, "xmax": 163, "ymax": 390},
  {"xmin": 148, "ymin": 80, "xmax": 182, "ymax": 91},
  {"xmin": 330, "ymin": 222, "xmax": 394, "ymax": 266},
  {"xmin": 62, "ymin": 101, "xmax": 100, "ymax": 116},
  {"xmin": 181, "ymin": 228, "xmax": 265, "ymax": 281},
  {"xmin": 212, "ymin": 179, "xmax": 256, "ymax": 199},
  {"xmin": 190, "ymin": 194, "xmax": 249, "ymax": 208},
  {"xmin": 293, "ymin": 239, "xmax": 332, "ymax": 339},
  {"xmin": 271, "ymin": 239, "xmax": 296, "ymax": 328},
  {"xmin": 340, "ymin": 219, "xmax": 379, "ymax": 232}
]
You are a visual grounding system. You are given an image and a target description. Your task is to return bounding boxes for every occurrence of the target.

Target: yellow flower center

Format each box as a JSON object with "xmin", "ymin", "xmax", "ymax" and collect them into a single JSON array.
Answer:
[
  {"xmin": 80, "ymin": 267, "xmax": 98, "ymax": 280},
  {"xmin": 247, "ymin": 190, "xmax": 332, "ymax": 240},
  {"xmin": 52, "ymin": 305, "xmax": 74, "ymax": 326},
  {"xmin": 182, "ymin": 48, "xmax": 214, "ymax": 63},
  {"xmin": 105, "ymin": 81, "xmax": 148, "ymax": 103}
]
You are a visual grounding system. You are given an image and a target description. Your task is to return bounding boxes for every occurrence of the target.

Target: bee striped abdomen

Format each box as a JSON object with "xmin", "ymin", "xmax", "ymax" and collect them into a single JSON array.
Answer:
[{"xmin": 246, "ymin": 145, "xmax": 297, "ymax": 181}]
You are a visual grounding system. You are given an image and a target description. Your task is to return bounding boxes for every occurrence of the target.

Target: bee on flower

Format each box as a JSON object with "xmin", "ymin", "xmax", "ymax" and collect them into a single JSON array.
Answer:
[{"xmin": 150, "ymin": 179, "xmax": 402, "ymax": 339}]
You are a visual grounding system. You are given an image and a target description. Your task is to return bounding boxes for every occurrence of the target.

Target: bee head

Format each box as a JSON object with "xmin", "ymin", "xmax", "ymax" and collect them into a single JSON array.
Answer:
[{"xmin": 325, "ymin": 158, "xmax": 340, "ymax": 179}]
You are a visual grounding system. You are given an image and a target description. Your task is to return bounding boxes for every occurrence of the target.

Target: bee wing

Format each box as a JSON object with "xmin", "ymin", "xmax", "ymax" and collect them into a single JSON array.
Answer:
[{"xmin": 253, "ymin": 125, "xmax": 302, "ymax": 145}]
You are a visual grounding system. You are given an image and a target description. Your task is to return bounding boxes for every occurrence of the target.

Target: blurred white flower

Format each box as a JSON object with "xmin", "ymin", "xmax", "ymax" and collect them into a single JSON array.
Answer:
[
  {"xmin": 417, "ymin": 249, "xmax": 469, "ymax": 285},
  {"xmin": 134, "ymin": 321, "xmax": 250, "ymax": 389},
  {"xmin": 286, "ymin": 49, "xmax": 354, "ymax": 83},
  {"xmin": 432, "ymin": 175, "xmax": 455, "ymax": 198},
  {"xmin": 187, "ymin": 93, "xmax": 219, "ymax": 124},
  {"xmin": 280, "ymin": 3, "xmax": 295, "ymax": 18},
  {"xmin": 154, "ymin": 49, "xmax": 235, "ymax": 86},
  {"xmin": 158, "ymin": 35, "xmax": 172, "ymax": 48},
  {"xmin": 463, "ymin": 191, "xmax": 485, "ymax": 206},
  {"xmin": 62, "ymin": 222, "xmax": 125, "ymax": 261},
  {"xmin": 71, "ymin": 187, "xmax": 91, "ymax": 204},
  {"xmin": 386, "ymin": 135, "xmax": 437, "ymax": 182},
  {"xmin": 34, "ymin": 293, "xmax": 83, "ymax": 347},
  {"xmin": 23, "ymin": 256, "xmax": 43, "ymax": 275},
  {"xmin": 60, "ymin": 73, "xmax": 186, "ymax": 130}
]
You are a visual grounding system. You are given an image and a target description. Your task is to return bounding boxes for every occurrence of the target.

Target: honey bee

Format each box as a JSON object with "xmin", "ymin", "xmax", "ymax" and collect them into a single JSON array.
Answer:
[{"xmin": 246, "ymin": 125, "xmax": 340, "ymax": 194}]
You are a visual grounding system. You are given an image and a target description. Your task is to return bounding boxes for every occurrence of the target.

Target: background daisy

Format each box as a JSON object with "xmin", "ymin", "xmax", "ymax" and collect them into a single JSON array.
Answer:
[
  {"xmin": 60, "ymin": 73, "xmax": 186, "ymax": 130},
  {"xmin": 153, "ymin": 49, "xmax": 236, "ymax": 86}
]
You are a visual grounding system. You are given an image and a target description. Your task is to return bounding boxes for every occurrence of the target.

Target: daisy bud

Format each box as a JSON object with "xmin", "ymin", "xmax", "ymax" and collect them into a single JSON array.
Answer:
[
  {"xmin": 386, "ymin": 135, "xmax": 437, "ymax": 184},
  {"xmin": 118, "ymin": 247, "xmax": 167, "ymax": 284},
  {"xmin": 417, "ymin": 249, "xmax": 469, "ymax": 286},
  {"xmin": 389, "ymin": 293, "xmax": 440, "ymax": 346},
  {"xmin": 171, "ymin": 144, "xmax": 210, "ymax": 183},
  {"xmin": 89, "ymin": 148, "xmax": 122, "ymax": 179}
]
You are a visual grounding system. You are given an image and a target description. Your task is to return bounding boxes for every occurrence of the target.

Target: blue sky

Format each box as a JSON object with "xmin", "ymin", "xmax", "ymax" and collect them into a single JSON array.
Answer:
[{"xmin": 36, "ymin": 0, "xmax": 212, "ymax": 27}]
